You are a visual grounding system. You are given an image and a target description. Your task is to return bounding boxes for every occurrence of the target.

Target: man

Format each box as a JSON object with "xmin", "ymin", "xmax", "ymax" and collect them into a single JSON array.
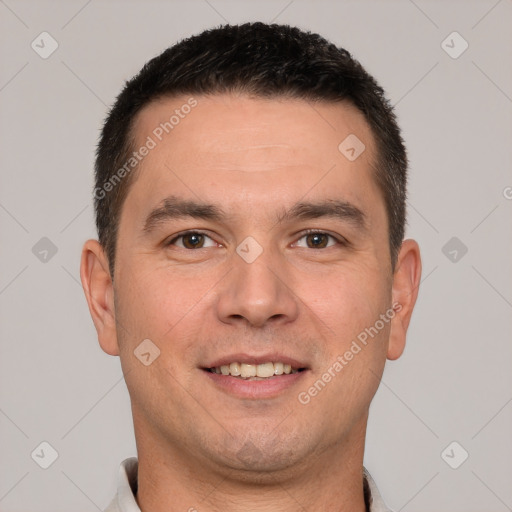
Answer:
[{"xmin": 80, "ymin": 22, "xmax": 421, "ymax": 512}]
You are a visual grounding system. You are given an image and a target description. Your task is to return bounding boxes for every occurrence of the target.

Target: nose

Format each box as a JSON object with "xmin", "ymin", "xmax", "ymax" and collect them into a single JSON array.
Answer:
[{"xmin": 215, "ymin": 246, "xmax": 299, "ymax": 328}]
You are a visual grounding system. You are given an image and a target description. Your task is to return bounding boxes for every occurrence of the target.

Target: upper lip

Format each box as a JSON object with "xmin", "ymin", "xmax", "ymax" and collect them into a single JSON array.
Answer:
[{"xmin": 203, "ymin": 353, "xmax": 308, "ymax": 370}]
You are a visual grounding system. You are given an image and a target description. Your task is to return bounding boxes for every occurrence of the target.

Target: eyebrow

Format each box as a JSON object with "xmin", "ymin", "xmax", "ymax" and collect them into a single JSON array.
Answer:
[
  {"xmin": 142, "ymin": 195, "xmax": 366, "ymax": 234},
  {"xmin": 275, "ymin": 199, "xmax": 366, "ymax": 230},
  {"xmin": 142, "ymin": 196, "xmax": 225, "ymax": 234}
]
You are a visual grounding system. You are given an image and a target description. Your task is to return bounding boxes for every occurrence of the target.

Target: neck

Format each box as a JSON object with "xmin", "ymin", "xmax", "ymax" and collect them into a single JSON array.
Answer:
[{"xmin": 133, "ymin": 415, "xmax": 369, "ymax": 512}]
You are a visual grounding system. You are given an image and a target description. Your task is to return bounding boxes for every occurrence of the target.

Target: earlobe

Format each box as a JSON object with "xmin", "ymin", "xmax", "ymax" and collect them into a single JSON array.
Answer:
[
  {"xmin": 387, "ymin": 239, "xmax": 422, "ymax": 360},
  {"xmin": 80, "ymin": 239, "xmax": 119, "ymax": 356}
]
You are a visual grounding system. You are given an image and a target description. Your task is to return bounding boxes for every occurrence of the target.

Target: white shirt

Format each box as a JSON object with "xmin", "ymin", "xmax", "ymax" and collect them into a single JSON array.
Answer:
[{"xmin": 104, "ymin": 457, "xmax": 393, "ymax": 512}]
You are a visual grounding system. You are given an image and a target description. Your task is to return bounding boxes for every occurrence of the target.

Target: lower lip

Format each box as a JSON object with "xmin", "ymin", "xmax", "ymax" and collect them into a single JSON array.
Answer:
[{"xmin": 202, "ymin": 369, "xmax": 308, "ymax": 399}]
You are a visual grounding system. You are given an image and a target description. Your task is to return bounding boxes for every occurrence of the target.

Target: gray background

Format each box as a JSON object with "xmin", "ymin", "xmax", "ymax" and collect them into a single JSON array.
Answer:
[{"xmin": 1, "ymin": 0, "xmax": 511, "ymax": 510}]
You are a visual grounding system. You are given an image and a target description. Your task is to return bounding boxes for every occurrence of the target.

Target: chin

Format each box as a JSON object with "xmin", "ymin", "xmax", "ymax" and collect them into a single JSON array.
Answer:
[{"xmin": 207, "ymin": 429, "xmax": 315, "ymax": 480}]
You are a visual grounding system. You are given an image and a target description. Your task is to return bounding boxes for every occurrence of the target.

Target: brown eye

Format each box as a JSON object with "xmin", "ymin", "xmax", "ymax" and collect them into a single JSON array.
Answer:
[
  {"xmin": 295, "ymin": 231, "xmax": 339, "ymax": 249},
  {"xmin": 168, "ymin": 231, "xmax": 216, "ymax": 249},
  {"xmin": 182, "ymin": 233, "xmax": 204, "ymax": 249},
  {"xmin": 305, "ymin": 233, "xmax": 329, "ymax": 248}
]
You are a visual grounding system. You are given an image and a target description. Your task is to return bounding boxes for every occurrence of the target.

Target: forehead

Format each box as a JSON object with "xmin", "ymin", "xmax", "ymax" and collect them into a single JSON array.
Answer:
[
  {"xmin": 133, "ymin": 93, "xmax": 375, "ymax": 162},
  {"xmin": 126, "ymin": 93, "xmax": 381, "ymax": 219}
]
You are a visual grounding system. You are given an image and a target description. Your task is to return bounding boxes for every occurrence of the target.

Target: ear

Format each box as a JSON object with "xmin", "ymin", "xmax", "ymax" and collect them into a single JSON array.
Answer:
[
  {"xmin": 387, "ymin": 239, "xmax": 422, "ymax": 360},
  {"xmin": 80, "ymin": 239, "xmax": 119, "ymax": 356}
]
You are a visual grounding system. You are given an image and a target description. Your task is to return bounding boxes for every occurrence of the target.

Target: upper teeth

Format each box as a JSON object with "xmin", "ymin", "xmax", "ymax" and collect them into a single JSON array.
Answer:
[{"xmin": 212, "ymin": 362, "xmax": 296, "ymax": 378}]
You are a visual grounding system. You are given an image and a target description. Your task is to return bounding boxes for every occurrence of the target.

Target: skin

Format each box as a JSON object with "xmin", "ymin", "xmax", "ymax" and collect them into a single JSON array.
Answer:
[{"xmin": 81, "ymin": 94, "xmax": 421, "ymax": 512}]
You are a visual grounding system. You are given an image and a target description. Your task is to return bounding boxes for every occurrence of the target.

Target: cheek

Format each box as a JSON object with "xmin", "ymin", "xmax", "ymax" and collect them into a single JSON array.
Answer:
[
  {"xmin": 302, "ymin": 271, "xmax": 390, "ymax": 422},
  {"xmin": 113, "ymin": 265, "xmax": 205, "ymax": 408},
  {"xmin": 115, "ymin": 257, "xmax": 216, "ymax": 340},
  {"xmin": 305, "ymin": 264, "xmax": 391, "ymax": 341}
]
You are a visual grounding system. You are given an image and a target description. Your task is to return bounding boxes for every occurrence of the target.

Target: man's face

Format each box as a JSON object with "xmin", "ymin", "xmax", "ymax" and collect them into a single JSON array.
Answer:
[{"xmin": 110, "ymin": 94, "xmax": 397, "ymax": 476}]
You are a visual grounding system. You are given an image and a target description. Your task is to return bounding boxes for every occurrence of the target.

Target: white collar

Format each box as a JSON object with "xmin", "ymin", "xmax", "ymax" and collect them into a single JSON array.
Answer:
[{"xmin": 104, "ymin": 457, "xmax": 393, "ymax": 512}]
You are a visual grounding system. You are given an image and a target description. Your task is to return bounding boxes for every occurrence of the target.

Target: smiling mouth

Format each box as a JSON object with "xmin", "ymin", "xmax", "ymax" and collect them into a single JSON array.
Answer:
[{"xmin": 205, "ymin": 362, "xmax": 307, "ymax": 380}]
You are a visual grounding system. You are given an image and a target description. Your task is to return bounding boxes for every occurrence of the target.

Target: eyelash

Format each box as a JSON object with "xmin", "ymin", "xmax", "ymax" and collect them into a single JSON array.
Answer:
[{"xmin": 167, "ymin": 229, "xmax": 346, "ymax": 249}]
